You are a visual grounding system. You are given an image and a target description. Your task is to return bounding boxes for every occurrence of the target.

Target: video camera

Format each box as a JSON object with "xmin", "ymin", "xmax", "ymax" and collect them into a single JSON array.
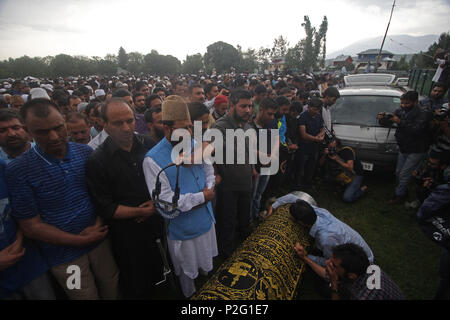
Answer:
[{"xmin": 378, "ymin": 112, "xmax": 395, "ymax": 127}]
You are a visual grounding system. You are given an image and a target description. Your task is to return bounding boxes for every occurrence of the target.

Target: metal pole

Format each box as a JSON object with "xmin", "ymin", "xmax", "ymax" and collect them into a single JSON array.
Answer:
[{"xmin": 375, "ymin": 0, "xmax": 396, "ymax": 72}]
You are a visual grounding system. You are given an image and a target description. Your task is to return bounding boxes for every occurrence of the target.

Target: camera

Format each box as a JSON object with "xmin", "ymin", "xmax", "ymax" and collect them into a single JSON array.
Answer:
[
  {"xmin": 323, "ymin": 126, "xmax": 335, "ymax": 145},
  {"xmin": 378, "ymin": 112, "xmax": 395, "ymax": 127}
]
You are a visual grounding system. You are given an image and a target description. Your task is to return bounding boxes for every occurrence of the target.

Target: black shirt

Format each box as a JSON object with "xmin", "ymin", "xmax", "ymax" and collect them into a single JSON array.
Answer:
[
  {"xmin": 85, "ymin": 134, "xmax": 165, "ymax": 298},
  {"xmin": 337, "ymin": 147, "xmax": 364, "ymax": 176},
  {"xmin": 298, "ymin": 110, "xmax": 324, "ymax": 154}
]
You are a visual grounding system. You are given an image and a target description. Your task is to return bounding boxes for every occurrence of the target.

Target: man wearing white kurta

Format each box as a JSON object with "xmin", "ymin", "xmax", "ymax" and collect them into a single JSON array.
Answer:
[{"xmin": 143, "ymin": 95, "xmax": 217, "ymax": 298}]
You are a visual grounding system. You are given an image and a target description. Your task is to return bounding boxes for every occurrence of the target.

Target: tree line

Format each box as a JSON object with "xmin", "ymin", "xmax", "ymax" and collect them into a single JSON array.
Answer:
[{"xmin": 0, "ymin": 16, "xmax": 331, "ymax": 78}]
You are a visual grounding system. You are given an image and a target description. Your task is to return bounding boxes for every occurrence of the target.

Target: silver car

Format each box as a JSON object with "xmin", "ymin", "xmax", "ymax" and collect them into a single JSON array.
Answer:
[{"xmin": 330, "ymin": 84, "xmax": 404, "ymax": 172}]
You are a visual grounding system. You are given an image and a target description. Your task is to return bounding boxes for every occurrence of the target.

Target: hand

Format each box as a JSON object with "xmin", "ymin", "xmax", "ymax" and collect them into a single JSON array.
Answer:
[
  {"xmin": 79, "ymin": 224, "xmax": 108, "ymax": 246},
  {"xmin": 8, "ymin": 229, "xmax": 24, "ymax": 255},
  {"xmin": 265, "ymin": 206, "xmax": 273, "ymax": 218},
  {"xmin": 391, "ymin": 115, "xmax": 400, "ymax": 124},
  {"xmin": 325, "ymin": 259, "xmax": 339, "ymax": 289},
  {"xmin": 287, "ymin": 144, "xmax": 298, "ymax": 151},
  {"xmin": 136, "ymin": 200, "xmax": 155, "ymax": 223},
  {"xmin": 215, "ymin": 174, "xmax": 222, "ymax": 185},
  {"xmin": 0, "ymin": 244, "xmax": 25, "ymax": 271},
  {"xmin": 294, "ymin": 242, "xmax": 306, "ymax": 260},
  {"xmin": 202, "ymin": 187, "xmax": 215, "ymax": 202},
  {"xmin": 324, "ymin": 148, "xmax": 329, "ymax": 155}
]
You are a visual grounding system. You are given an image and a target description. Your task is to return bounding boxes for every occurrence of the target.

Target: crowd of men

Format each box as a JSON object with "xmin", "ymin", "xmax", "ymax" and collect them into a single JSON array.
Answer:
[{"xmin": 0, "ymin": 66, "xmax": 448, "ymax": 300}]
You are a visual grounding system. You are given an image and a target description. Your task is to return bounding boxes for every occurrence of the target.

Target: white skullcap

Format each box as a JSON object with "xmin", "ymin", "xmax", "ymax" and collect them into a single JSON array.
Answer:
[
  {"xmin": 30, "ymin": 88, "xmax": 50, "ymax": 100},
  {"xmin": 95, "ymin": 89, "xmax": 105, "ymax": 97}
]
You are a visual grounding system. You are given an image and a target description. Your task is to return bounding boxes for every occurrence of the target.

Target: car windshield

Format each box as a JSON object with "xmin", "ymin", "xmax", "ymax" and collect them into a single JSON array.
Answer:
[{"xmin": 331, "ymin": 95, "xmax": 400, "ymax": 126}]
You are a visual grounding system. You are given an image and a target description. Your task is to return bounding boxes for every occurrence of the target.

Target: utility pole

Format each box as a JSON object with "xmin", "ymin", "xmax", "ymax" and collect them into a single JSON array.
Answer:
[{"xmin": 375, "ymin": 0, "xmax": 396, "ymax": 72}]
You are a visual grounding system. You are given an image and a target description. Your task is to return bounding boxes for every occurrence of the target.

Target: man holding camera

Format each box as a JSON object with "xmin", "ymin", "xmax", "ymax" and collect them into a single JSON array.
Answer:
[
  {"xmin": 320, "ymin": 138, "xmax": 368, "ymax": 203},
  {"xmin": 377, "ymin": 91, "xmax": 433, "ymax": 205}
]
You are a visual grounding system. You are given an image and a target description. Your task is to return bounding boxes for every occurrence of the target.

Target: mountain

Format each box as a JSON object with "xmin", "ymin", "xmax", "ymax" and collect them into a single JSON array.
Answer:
[{"xmin": 327, "ymin": 34, "xmax": 439, "ymax": 59}]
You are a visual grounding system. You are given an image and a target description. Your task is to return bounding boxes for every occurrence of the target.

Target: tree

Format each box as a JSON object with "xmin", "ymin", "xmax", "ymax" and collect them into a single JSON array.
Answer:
[
  {"xmin": 144, "ymin": 50, "xmax": 181, "ymax": 75},
  {"xmin": 127, "ymin": 52, "xmax": 144, "ymax": 75},
  {"xmin": 299, "ymin": 15, "xmax": 328, "ymax": 71},
  {"xmin": 50, "ymin": 54, "xmax": 79, "ymax": 77},
  {"xmin": 256, "ymin": 47, "xmax": 271, "ymax": 71},
  {"xmin": 270, "ymin": 36, "xmax": 289, "ymax": 59},
  {"xmin": 238, "ymin": 48, "xmax": 259, "ymax": 73},
  {"xmin": 391, "ymin": 55, "xmax": 409, "ymax": 71},
  {"xmin": 118, "ymin": 46, "xmax": 128, "ymax": 70},
  {"xmin": 182, "ymin": 53, "xmax": 204, "ymax": 74},
  {"xmin": 409, "ymin": 32, "xmax": 450, "ymax": 69},
  {"xmin": 203, "ymin": 41, "xmax": 240, "ymax": 74}
]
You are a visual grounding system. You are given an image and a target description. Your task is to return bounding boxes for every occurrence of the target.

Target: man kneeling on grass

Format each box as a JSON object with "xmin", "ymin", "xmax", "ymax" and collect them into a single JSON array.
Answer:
[{"xmin": 295, "ymin": 243, "xmax": 404, "ymax": 300}]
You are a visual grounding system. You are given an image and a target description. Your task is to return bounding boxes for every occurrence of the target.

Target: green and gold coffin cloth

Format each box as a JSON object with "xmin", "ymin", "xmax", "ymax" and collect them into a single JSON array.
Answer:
[{"xmin": 193, "ymin": 204, "xmax": 311, "ymax": 300}]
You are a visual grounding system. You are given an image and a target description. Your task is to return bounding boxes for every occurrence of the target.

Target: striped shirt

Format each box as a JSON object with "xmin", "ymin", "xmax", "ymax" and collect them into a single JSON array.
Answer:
[{"xmin": 5, "ymin": 142, "xmax": 96, "ymax": 267}]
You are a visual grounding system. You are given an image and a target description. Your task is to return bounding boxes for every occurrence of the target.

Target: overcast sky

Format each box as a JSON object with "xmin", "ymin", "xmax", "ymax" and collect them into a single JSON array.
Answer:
[{"xmin": 0, "ymin": 0, "xmax": 448, "ymax": 62}]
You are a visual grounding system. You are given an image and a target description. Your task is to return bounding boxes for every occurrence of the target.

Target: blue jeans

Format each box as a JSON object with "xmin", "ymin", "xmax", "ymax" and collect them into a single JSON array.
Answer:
[
  {"xmin": 342, "ymin": 175, "xmax": 365, "ymax": 203},
  {"xmin": 251, "ymin": 173, "xmax": 270, "ymax": 221},
  {"xmin": 395, "ymin": 152, "xmax": 426, "ymax": 197}
]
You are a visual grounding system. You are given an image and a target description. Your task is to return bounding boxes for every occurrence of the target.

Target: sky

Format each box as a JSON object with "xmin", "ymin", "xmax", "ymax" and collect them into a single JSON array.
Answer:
[{"xmin": 0, "ymin": 0, "xmax": 449, "ymax": 62}]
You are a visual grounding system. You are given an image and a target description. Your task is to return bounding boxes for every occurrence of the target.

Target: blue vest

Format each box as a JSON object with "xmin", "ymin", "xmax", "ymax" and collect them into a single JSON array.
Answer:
[{"xmin": 145, "ymin": 138, "xmax": 215, "ymax": 241}]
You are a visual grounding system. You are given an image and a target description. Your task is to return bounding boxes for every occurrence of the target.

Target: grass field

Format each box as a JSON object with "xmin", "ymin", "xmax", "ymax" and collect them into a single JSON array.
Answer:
[{"xmin": 194, "ymin": 169, "xmax": 447, "ymax": 300}]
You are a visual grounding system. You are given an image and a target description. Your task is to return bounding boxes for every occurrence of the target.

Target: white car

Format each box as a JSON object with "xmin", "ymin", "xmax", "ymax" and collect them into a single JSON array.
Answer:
[{"xmin": 331, "ymin": 79, "xmax": 403, "ymax": 172}]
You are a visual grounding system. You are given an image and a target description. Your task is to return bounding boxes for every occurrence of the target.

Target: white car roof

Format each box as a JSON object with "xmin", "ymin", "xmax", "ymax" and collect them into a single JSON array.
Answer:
[
  {"xmin": 344, "ymin": 73, "xmax": 396, "ymax": 86},
  {"xmin": 339, "ymin": 86, "xmax": 403, "ymax": 97}
]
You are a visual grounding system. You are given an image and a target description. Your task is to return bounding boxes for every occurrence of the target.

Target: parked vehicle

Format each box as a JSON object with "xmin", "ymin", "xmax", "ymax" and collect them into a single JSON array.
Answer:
[{"xmin": 331, "ymin": 75, "xmax": 403, "ymax": 172}]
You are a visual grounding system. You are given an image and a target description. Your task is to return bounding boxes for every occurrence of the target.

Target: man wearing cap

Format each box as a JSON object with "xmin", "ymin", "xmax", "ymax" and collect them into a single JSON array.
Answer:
[
  {"xmin": 94, "ymin": 89, "xmax": 106, "ymax": 102},
  {"xmin": 86, "ymin": 97, "xmax": 165, "ymax": 299},
  {"xmin": 212, "ymin": 95, "xmax": 228, "ymax": 121},
  {"xmin": 143, "ymin": 95, "xmax": 217, "ymax": 298}
]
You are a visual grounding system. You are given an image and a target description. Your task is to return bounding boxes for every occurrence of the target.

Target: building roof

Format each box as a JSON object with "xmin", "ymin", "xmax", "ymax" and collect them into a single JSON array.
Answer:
[
  {"xmin": 334, "ymin": 55, "xmax": 353, "ymax": 62},
  {"xmin": 357, "ymin": 49, "xmax": 394, "ymax": 56}
]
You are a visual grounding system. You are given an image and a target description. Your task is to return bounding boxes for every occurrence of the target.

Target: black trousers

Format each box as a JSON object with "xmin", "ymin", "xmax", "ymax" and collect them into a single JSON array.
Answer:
[
  {"xmin": 295, "ymin": 150, "xmax": 320, "ymax": 188},
  {"xmin": 216, "ymin": 188, "xmax": 252, "ymax": 258}
]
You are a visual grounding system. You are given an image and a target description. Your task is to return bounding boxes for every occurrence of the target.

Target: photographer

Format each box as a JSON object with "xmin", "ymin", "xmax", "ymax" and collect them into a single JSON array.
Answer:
[
  {"xmin": 377, "ymin": 91, "xmax": 433, "ymax": 205},
  {"xmin": 412, "ymin": 150, "xmax": 448, "ymax": 204},
  {"xmin": 416, "ymin": 172, "xmax": 450, "ymax": 299},
  {"xmin": 320, "ymin": 138, "xmax": 368, "ymax": 203}
]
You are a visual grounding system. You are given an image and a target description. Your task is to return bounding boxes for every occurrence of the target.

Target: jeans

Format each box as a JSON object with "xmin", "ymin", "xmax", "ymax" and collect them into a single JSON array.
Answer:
[
  {"xmin": 395, "ymin": 152, "xmax": 426, "ymax": 197},
  {"xmin": 251, "ymin": 173, "xmax": 270, "ymax": 221},
  {"xmin": 342, "ymin": 175, "xmax": 366, "ymax": 203}
]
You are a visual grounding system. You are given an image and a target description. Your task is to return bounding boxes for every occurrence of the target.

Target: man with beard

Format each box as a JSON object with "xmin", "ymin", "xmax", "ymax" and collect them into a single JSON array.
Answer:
[
  {"xmin": 66, "ymin": 112, "xmax": 92, "ymax": 145},
  {"xmin": 86, "ymin": 98, "xmax": 165, "ymax": 299},
  {"xmin": 144, "ymin": 107, "xmax": 165, "ymax": 142},
  {"xmin": 143, "ymin": 95, "xmax": 216, "ymax": 298},
  {"xmin": 320, "ymin": 87, "xmax": 341, "ymax": 132},
  {"xmin": 211, "ymin": 89, "xmax": 255, "ymax": 258},
  {"xmin": 419, "ymin": 82, "xmax": 448, "ymax": 112},
  {"xmin": 0, "ymin": 109, "xmax": 33, "ymax": 164},
  {"xmin": 378, "ymin": 91, "xmax": 433, "ymax": 204}
]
